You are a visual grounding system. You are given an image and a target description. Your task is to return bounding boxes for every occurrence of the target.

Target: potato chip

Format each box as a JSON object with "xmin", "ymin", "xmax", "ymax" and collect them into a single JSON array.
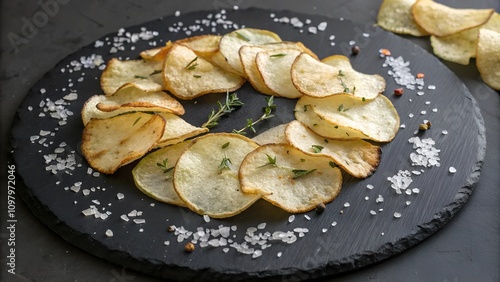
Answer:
[
  {"xmin": 299, "ymin": 94, "xmax": 400, "ymax": 142},
  {"xmin": 81, "ymin": 83, "xmax": 184, "ymax": 125},
  {"xmin": 430, "ymin": 13, "xmax": 500, "ymax": 65},
  {"xmin": 100, "ymin": 58, "xmax": 164, "ymax": 95},
  {"xmin": 291, "ymin": 53, "xmax": 385, "ymax": 100},
  {"xmin": 285, "ymin": 120, "xmax": 381, "ymax": 178},
  {"xmin": 173, "ymin": 133, "xmax": 260, "ymax": 218},
  {"xmin": 155, "ymin": 112, "xmax": 208, "ymax": 148},
  {"xmin": 239, "ymin": 143, "xmax": 342, "ymax": 213},
  {"xmin": 177, "ymin": 34, "xmax": 221, "ymax": 58},
  {"xmin": 412, "ymin": 0, "xmax": 494, "ymax": 37},
  {"xmin": 219, "ymin": 28, "xmax": 282, "ymax": 76},
  {"xmin": 477, "ymin": 28, "xmax": 500, "ymax": 90},
  {"xmin": 256, "ymin": 49, "xmax": 303, "ymax": 99},
  {"xmin": 377, "ymin": 0, "xmax": 430, "ymax": 36},
  {"xmin": 240, "ymin": 42, "xmax": 318, "ymax": 95},
  {"xmin": 81, "ymin": 113, "xmax": 165, "ymax": 174},
  {"xmin": 163, "ymin": 44, "xmax": 245, "ymax": 100},
  {"xmin": 251, "ymin": 123, "xmax": 288, "ymax": 145},
  {"xmin": 132, "ymin": 141, "xmax": 190, "ymax": 206},
  {"xmin": 295, "ymin": 98, "xmax": 367, "ymax": 140}
]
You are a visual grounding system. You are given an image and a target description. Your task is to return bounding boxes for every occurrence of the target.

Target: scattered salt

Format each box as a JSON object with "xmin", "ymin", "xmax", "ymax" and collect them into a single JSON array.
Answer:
[
  {"xmin": 394, "ymin": 212, "xmax": 402, "ymax": 218},
  {"xmin": 105, "ymin": 229, "xmax": 113, "ymax": 237},
  {"xmin": 449, "ymin": 167, "xmax": 457, "ymax": 174}
]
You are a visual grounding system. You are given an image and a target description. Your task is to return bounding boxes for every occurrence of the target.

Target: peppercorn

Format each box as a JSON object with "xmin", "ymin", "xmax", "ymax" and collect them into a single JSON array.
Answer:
[
  {"xmin": 316, "ymin": 203, "xmax": 326, "ymax": 214},
  {"xmin": 351, "ymin": 46, "xmax": 360, "ymax": 55},
  {"xmin": 184, "ymin": 242, "xmax": 195, "ymax": 252},
  {"xmin": 394, "ymin": 88, "xmax": 404, "ymax": 96}
]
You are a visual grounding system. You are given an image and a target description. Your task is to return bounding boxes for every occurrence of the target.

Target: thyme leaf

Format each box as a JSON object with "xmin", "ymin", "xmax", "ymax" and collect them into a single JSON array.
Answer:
[
  {"xmin": 258, "ymin": 154, "xmax": 277, "ymax": 168},
  {"xmin": 291, "ymin": 169, "xmax": 317, "ymax": 179},
  {"xmin": 235, "ymin": 31, "xmax": 250, "ymax": 42},
  {"xmin": 311, "ymin": 145, "xmax": 324, "ymax": 153},
  {"xmin": 185, "ymin": 56, "xmax": 199, "ymax": 70}
]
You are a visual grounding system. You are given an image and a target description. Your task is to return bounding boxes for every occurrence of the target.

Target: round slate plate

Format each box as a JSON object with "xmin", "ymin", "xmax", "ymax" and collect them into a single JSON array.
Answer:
[{"xmin": 10, "ymin": 8, "xmax": 485, "ymax": 281}]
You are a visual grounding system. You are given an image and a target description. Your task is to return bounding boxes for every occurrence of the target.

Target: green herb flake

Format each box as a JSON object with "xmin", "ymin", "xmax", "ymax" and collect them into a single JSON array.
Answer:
[
  {"xmin": 235, "ymin": 31, "xmax": 250, "ymax": 42},
  {"xmin": 221, "ymin": 142, "xmax": 230, "ymax": 149},
  {"xmin": 270, "ymin": 53, "xmax": 287, "ymax": 58},
  {"xmin": 133, "ymin": 116, "xmax": 142, "ymax": 126},
  {"xmin": 185, "ymin": 56, "xmax": 199, "ymax": 70},
  {"xmin": 258, "ymin": 154, "xmax": 277, "ymax": 168},
  {"xmin": 292, "ymin": 169, "xmax": 317, "ymax": 179},
  {"xmin": 157, "ymin": 159, "xmax": 174, "ymax": 173},
  {"xmin": 149, "ymin": 69, "xmax": 162, "ymax": 76},
  {"xmin": 134, "ymin": 75, "xmax": 148, "ymax": 79},
  {"xmin": 311, "ymin": 145, "xmax": 324, "ymax": 153},
  {"xmin": 218, "ymin": 157, "xmax": 232, "ymax": 173},
  {"xmin": 193, "ymin": 74, "xmax": 202, "ymax": 78},
  {"xmin": 329, "ymin": 161, "xmax": 336, "ymax": 168}
]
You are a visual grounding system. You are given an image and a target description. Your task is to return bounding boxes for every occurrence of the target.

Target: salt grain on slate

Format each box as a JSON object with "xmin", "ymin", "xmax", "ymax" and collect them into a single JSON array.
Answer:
[{"xmin": 449, "ymin": 167, "xmax": 457, "ymax": 174}]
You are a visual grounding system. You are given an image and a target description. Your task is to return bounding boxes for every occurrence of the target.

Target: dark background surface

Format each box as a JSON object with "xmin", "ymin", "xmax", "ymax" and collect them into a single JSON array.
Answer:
[{"xmin": 1, "ymin": 0, "xmax": 499, "ymax": 281}]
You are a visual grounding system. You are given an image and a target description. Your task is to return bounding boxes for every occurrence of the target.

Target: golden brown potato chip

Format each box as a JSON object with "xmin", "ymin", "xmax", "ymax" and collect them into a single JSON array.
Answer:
[
  {"xmin": 139, "ymin": 41, "xmax": 173, "ymax": 61},
  {"xmin": 256, "ymin": 49, "xmax": 303, "ymax": 99},
  {"xmin": 285, "ymin": 120, "xmax": 381, "ymax": 178},
  {"xmin": 82, "ymin": 113, "xmax": 165, "ymax": 174},
  {"xmin": 298, "ymin": 94, "xmax": 400, "ymax": 142},
  {"xmin": 412, "ymin": 0, "xmax": 494, "ymax": 37},
  {"xmin": 132, "ymin": 141, "xmax": 190, "ymax": 206},
  {"xmin": 81, "ymin": 83, "xmax": 184, "ymax": 125},
  {"xmin": 239, "ymin": 143, "xmax": 342, "ymax": 213},
  {"xmin": 477, "ymin": 28, "xmax": 500, "ymax": 90},
  {"xmin": 177, "ymin": 34, "xmax": 221, "ymax": 58},
  {"xmin": 100, "ymin": 58, "xmax": 164, "ymax": 95},
  {"xmin": 219, "ymin": 28, "xmax": 282, "ymax": 76},
  {"xmin": 155, "ymin": 112, "xmax": 208, "ymax": 148},
  {"xmin": 430, "ymin": 13, "xmax": 500, "ymax": 65},
  {"xmin": 295, "ymin": 98, "xmax": 367, "ymax": 140},
  {"xmin": 173, "ymin": 133, "xmax": 260, "ymax": 218},
  {"xmin": 251, "ymin": 123, "xmax": 288, "ymax": 145},
  {"xmin": 291, "ymin": 53, "xmax": 385, "ymax": 100},
  {"xmin": 163, "ymin": 44, "xmax": 245, "ymax": 100},
  {"xmin": 377, "ymin": 0, "xmax": 430, "ymax": 36},
  {"xmin": 240, "ymin": 42, "xmax": 318, "ymax": 95}
]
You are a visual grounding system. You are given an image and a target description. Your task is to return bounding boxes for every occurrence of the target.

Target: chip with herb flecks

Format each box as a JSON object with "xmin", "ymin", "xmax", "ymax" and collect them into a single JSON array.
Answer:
[
  {"xmin": 285, "ymin": 120, "xmax": 381, "ymax": 178},
  {"xmin": 239, "ymin": 143, "xmax": 342, "ymax": 213},
  {"xmin": 81, "ymin": 83, "xmax": 184, "ymax": 125},
  {"xmin": 163, "ymin": 44, "xmax": 245, "ymax": 100},
  {"xmin": 291, "ymin": 53, "xmax": 385, "ymax": 100},
  {"xmin": 219, "ymin": 28, "xmax": 282, "ymax": 77},
  {"xmin": 173, "ymin": 133, "xmax": 260, "ymax": 218},
  {"xmin": 81, "ymin": 112, "xmax": 165, "ymax": 174},
  {"xmin": 132, "ymin": 141, "xmax": 191, "ymax": 206},
  {"xmin": 100, "ymin": 58, "xmax": 164, "ymax": 95}
]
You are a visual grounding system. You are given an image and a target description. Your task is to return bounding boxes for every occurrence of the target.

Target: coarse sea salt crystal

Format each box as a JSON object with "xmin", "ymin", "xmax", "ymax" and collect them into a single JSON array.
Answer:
[
  {"xmin": 442, "ymin": 130, "xmax": 448, "ymax": 135},
  {"xmin": 317, "ymin": 22, "xmax": 327, "ymax": 31},
  {"xmin": 105, "ymin": 229, "xmax": 113, "ymax": 237},
  {"xmin": 288, "ymin": 215, "xmax": 295, "ymax": 223},
  {"xmin": 331, "ymin": 221, "xmax": 337, "ymax": 227},
  {"xmin": 394, "ymin": 212, "xmax": 402, "ymax": 218},
  {"xmin": 366, "ymin": 184, "xmax": 374, "ymax": 190},
  {"xmin": 449, "ymin": 167, "xmax": 457, "ymax": 174},
  {"xmin": 277, "ymin": 252, "xmax": 282, "ymax": 258},
  {"xmin": 133, "ymin": 219, "xmax": 145, "ymax": 224},
  {"xmin": 117, "ymin": 193, "xmax": 124, "ymax": 200},
  {"xmin": 203, "ymin": 214, "xmax": 210, "ymax": 222},
  {"xmin": 121, "ymin": 215, "xmax": 129, "ymax": 222},
  {"xmin": 304, "ymin": 214, "xmax": 311, "ymax": 220},
  {"xmin": 370, "ymin": 210, "xmax": 377, "ymax": 215}
]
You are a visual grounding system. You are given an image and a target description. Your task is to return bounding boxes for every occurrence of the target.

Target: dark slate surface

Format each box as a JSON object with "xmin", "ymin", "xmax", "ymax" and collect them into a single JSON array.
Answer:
[{"xmin": 1, "ymin": 1, "xmax": 499, "ymax": 282}]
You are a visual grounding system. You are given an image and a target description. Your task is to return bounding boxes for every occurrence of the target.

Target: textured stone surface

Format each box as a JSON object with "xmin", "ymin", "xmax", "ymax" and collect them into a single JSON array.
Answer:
[{"xmin": 2, "ymin": 0, "xmax": 498, "ymax": 279}]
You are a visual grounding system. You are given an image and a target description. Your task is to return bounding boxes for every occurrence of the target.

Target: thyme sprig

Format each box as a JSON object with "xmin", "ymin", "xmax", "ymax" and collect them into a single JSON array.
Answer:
[
  {"xmin": 157, "ymin": 158, "xmax": 174, "ymax": 173},
  {"xmin": 202, "ymin": 92, "xmax": 244, "ymax": 129},
  {"xmin": 258, "ymin": 154, "xmax": 277, "ymax": 168},
  {"xmin": 233, "ymin": 96, "xmax": 276, "ymax": 135}
]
